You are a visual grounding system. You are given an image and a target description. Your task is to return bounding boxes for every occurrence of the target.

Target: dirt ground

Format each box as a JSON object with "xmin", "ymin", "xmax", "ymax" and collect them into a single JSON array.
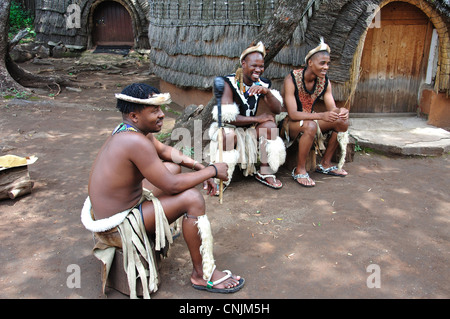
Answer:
[{"xmin": 0, "ymin": 53, "xmax": 449, "ymax": 300}]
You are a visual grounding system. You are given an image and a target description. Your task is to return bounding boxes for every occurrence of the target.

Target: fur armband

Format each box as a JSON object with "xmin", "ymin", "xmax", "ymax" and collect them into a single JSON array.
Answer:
[
  {"xmin": 212, "ymin": 103, "xmax": 240, "ymax": 123},
  {"xmin": 269, "ymin": 89, "xmax": 283, "ymax": 105}
]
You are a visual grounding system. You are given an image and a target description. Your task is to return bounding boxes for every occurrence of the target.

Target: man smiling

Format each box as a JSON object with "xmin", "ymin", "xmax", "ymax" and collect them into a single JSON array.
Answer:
[
  {"xmin": 280, "ymin": 38, "xmax": 349, "ymax": 187},
  {"xmin": 209, "ymin": 42, "xmax": 286, "ymax": 191}
]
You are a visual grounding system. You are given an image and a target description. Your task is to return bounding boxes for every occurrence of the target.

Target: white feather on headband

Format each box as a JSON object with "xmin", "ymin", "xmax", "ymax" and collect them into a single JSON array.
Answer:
[
  {"xmin": 305, "ymin": 37, "xmax": 331, "ymax": 63},
  {"xmin": 115, "ymin": 93, "xmax": 172, "ymax": 105}
]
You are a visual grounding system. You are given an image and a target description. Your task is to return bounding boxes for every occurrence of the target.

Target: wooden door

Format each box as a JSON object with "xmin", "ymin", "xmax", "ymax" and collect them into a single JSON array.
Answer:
[
  {"xmin": 93, "ymin": 1, "xmax": 134, "ymax": 46},
  {"xmin": 352, "ymin": 2, "xmax": 433, "ymax": 113}
]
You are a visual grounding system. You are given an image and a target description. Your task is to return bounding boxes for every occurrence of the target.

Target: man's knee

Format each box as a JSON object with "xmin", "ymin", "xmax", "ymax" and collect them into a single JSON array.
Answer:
[
  {"xmin": 257, "ymin": 121, "xmax": 278, "ymax": 139},
  {"xmin": 302, "ymin": 120, "xmax": 317, "ymax": 136},
  {"xmin": 334, "ymin": 119, "xmax": 349, "ymax": 133},
  {"xmin": 182, "ymin": 188, "xmax": 205, "ymax": 213}
]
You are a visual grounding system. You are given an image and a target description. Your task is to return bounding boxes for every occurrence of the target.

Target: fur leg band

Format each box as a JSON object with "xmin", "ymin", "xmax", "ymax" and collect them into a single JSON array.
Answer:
[
  {"xmin": 264, "ymin": 136, "xmax": 286, "ymax": 173},
  {"xmin": 212, "ymin": 103, "xmax": 240, "ymax": 123},
  {"xmin": 337, "ymin": 131, "xmax": 349, "ymax": 170},
  {"xmin": 220, "ymin": 149, "xmax": 239, "ymax": 186},
  {"xmin": 195, "ymin": 215, "xmax": 215, "ymax": 281}
]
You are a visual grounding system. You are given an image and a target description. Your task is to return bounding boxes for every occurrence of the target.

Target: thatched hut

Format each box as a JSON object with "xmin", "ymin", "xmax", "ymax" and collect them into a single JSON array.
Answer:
[
  {"xmin": 148, "ymin": 0, "xmax": 449, "ymax": 127},
  {"xmin": 34, "ymin": 0, "xmax": 151, "ymax": 49}
]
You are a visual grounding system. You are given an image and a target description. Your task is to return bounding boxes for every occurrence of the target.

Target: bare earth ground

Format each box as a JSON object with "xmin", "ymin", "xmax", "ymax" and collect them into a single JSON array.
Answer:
[{"xmin": 0, "ymin": 54, "xmax": 449, "ymax": 300}]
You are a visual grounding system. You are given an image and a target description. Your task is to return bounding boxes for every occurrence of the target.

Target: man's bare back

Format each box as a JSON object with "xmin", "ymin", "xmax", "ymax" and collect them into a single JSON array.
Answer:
[{"xmin": 88, "ymin": 131, "xmax": 151, "ymax": 219}]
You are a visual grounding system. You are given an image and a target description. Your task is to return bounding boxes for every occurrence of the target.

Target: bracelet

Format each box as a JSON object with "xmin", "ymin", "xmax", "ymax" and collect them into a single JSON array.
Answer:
[
  {"xmin": 192, "ymin": 160, "xmax": 198, "ymax": 171},
  {"xmin": 208, "ymin": 163, "xmax": 218, "ymax": 178}
]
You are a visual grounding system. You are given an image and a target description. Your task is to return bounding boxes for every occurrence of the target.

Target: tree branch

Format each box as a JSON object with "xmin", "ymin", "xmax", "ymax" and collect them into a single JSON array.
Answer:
[{"xmin": 8, "ymin": 29, "xmax": 29, "ymax": 51}]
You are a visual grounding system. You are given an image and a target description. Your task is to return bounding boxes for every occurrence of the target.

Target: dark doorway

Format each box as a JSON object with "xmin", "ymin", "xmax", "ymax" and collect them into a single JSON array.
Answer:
[{"xmin": 92, "ymin": 1, "xmax": 134, "ymax": 46}]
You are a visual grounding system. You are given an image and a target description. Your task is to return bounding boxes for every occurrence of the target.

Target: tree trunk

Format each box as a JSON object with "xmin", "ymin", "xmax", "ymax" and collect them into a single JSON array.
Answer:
[
  {"xmin": 254, "ymin": 0, "xmax": 310, "ymax": 69},
  {"xmin": 0, "ymin": 0, "xmax": 25, "ymax": 92},
  {"xmin": 168, "ymin": 0, "xmax": 310, "ymax": 147},
  {"xmin": 0, "ymin": 0, "xmax": 71, "ymax": 94}
]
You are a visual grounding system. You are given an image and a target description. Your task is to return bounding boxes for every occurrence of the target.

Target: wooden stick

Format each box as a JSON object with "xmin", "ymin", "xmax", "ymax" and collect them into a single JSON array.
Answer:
[
  {"xmin": 218, "ymin": 127, "xmax": 224, "ymax": 204},
  {"xmin": 213, "ymin": 77, "xmax": 225, "ymax": 204}
]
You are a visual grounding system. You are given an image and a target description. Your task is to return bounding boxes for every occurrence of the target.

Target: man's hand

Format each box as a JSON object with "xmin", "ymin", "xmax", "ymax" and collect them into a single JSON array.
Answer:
[
  {"xmin": 255, "ymin": 113, "xmax": 275, "ymax": 124},
  {"xmin": 203, "ymin": 178, "xmax": 217, "ymax": 196},
  {"xmin": 321, "ymin": 111, "xmax": 340, "ymax": 122},
  {"xmin": 214, "ymin": 162, "xmax": 229, "ymax": 181},
  {"xmin": 338, "ymin": 108, "xmax": 349, "ymax": 120},
  {"xmin": 247, "ymin": 85, "xmax": 269, "ymax": 96}
]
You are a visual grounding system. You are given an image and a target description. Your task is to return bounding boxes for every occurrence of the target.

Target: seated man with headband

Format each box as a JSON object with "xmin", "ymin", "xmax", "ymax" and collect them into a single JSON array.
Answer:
[
  {"xmin": 280, "ymin": 37, "xmax": 349, "ymax": 187},
  {"xmin": 209, "ymin": 42, "xmax": 286, "ymax": 191},
  {"xmin": 81, "ymin": 83, "xmax": 245, "ymax": 298}
]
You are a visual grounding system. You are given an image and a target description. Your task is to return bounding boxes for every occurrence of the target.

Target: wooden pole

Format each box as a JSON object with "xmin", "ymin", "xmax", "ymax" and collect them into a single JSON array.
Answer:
[{"xmin": 213, "ymin": 77, "xmax": 225, "ymax": 204}]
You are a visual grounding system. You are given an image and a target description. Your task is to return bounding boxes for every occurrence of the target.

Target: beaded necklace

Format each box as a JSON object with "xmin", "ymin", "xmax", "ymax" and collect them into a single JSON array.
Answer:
[
  {"xmin": 112, "ymin": 122, "xmax": 141, "ymax": 136},
  {"xmin": 236, "ymin": 80, "xmax": 262, "ymax": 98}
]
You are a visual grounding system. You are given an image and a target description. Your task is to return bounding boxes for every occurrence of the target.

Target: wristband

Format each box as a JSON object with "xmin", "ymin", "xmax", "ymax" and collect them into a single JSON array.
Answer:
[{"xmin": 208, "ymin": 163, "xmax": 218, "ymax": 178}]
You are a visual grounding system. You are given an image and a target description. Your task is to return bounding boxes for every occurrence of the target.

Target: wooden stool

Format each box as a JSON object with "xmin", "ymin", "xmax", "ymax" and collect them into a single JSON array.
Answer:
[
  {"xmin": 0, "ymin": 165, "xmax": 34, "ymax": 200},
  {"xmin": 101, "ymin": 244, "xmax": 163, "ymax": 297}
]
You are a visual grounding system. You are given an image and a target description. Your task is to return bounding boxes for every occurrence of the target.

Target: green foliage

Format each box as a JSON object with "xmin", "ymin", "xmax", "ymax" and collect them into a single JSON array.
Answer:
[
  {"xmin": 155, "ymin": 131, "xmax": 172, "ymax": 142},
  {"xmin": 1, "ymin": 88, "xmax": 32, "ymax": 100},
  {"xmin": 9, "ymin": 1, "xmax": 35, "ymax": 39}
]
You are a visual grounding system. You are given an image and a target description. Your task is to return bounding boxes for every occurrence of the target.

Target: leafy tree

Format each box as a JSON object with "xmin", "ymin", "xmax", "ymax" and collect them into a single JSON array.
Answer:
[
  {"xmin": 0, "ymin": 0, "xmax": 69, "ymax": 94},
  {"xmin": 9, "ymin": 0, "xmax": 34, "ymax": 36}
]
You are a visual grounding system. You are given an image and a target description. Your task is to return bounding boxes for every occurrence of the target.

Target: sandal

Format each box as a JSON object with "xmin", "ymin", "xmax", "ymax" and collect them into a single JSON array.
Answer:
[
  {"xmin": 255, "ymin": 172, "xmax": 283, "ymax": 189},
  {"xmin": 292, "ymin": 167, "xmax": 315, "ymax": 187},
  {"xmin": 315, "ymin": 164, "xmax": 347, "ymax": 177},
  {"xmin": 192, "ymin": 266, "xmax": 245, "ymax": 294}
]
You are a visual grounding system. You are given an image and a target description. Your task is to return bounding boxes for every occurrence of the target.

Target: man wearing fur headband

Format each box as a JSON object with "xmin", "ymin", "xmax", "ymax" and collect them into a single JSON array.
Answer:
[
  {"xmin": 209, "ymin": 42, "xmax": 286, "ymax": 191},
  {"xmin": 81, "ymin": 83, "xmax": 244, "ymax": 298},
  {"xmin": 280, "ymin": 38, "xmax": 349, "ymax": 188}
]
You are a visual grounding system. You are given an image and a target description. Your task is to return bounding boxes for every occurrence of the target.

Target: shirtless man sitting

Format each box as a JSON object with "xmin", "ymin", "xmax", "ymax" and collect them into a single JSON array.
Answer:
[{"xmin": 81, "ymin": 83, "xmax": 244, "ymax": 297}]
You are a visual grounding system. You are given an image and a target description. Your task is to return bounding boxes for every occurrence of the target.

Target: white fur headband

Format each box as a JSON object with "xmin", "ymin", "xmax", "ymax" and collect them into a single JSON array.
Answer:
[
  {"xmin": 305, "ymin": 37, "xmax": 331, "ymax": 63},
  {"xmin": 115, "ymin": 93, "xmax": 172, "ymax": 105}
]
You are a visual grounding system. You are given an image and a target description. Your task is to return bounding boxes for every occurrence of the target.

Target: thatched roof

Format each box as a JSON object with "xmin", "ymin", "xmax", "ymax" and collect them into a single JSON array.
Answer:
[
  {"xmin": 34, "ymin": 0, "xmax": 150, "ymax": 49},
  {"xmin": 148, "ymin": 0, "xmax": 276, "ymax": 88},
  {"xmin": 149, "ymin": 0, "xmax": 450, "ymax": 99}
]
